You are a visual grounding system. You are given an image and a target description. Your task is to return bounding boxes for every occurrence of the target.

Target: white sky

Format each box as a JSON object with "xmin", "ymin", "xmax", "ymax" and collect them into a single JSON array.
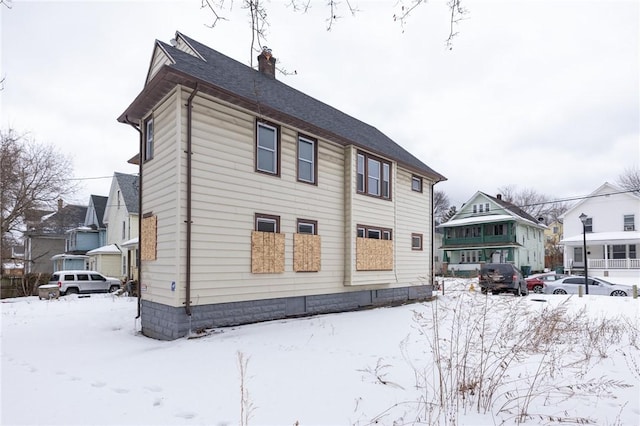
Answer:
[{"xmin": 1, "ymin": 0, "xmax": 638, "ymax": 208}]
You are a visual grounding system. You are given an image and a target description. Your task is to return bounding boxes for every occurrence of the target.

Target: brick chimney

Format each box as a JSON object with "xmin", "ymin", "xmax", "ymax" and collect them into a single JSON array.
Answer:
[
  {"xmin": 496, "ymin": 194, "xmax": 502, "ymax": 200},
  {"xmin": 257, "ymin": 47, "xmax": 276, "ymax": 79}
]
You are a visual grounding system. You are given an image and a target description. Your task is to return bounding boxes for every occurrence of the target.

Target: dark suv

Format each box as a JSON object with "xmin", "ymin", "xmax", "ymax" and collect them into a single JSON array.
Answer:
[{"xmin": 478, "ymin": 263, "xmax": 528, "ymax": 296}]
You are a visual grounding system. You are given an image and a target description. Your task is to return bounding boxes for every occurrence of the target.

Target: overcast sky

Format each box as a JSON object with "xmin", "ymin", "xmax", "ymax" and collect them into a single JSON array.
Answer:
[{"xmin": 1, "ymin": 0, "xmax": 638, "ymax": 209}]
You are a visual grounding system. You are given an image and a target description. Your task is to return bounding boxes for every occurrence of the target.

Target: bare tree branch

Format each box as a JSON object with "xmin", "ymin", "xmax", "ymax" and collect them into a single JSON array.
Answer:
[{"xmin": 616, "ymin": 166, "xmax": 640, "ymax": 194}]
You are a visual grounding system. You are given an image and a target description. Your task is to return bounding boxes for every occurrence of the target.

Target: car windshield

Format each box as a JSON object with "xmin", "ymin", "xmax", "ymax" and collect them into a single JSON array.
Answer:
[{"xmin": 593, "ymin": 277, "xmax": 614, "ymax": 285}]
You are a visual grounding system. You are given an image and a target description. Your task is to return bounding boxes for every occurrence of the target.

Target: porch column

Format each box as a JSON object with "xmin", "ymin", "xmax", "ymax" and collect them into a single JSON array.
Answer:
[{"xmin": 604, "ymin": 244, "xmax": 609, "ymax": 269}]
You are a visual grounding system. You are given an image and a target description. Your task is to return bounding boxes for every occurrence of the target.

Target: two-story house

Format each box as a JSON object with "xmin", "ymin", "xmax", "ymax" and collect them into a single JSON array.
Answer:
[
  {"xmin": 88, "ymin": 173, "xmax": 139, "ymax": 280},
  {"xmin": 560, "ymin": 182, "xmax": 640, "ymax": 285},
  {"xmin": 24, "ymin": 200, "xmax": 87, "ymax": 274},
  {"xmin": 53, "ymin": 195, "xmax": 109, "ymax": 272},
  {"xmin": 118, "ymin": 31, "xmax": 446, "ymax": 340},
  {"xmin": 438, "ymin": 192, "xmax": 546, "ymax": 276}
]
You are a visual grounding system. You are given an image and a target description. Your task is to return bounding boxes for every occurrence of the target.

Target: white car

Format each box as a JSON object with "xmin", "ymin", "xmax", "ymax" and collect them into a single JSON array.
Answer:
[
  {"xmin": 543, "ymin": 276, "xmax": 632, "ymax": 297},
  {"xmin": 49, "ymin": 270, "xmax": 121, "ymax": 296}
]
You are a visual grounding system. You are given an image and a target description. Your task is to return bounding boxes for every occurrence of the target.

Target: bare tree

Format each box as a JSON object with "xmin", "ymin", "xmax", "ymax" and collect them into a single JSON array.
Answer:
[
  {"xmin": 201, "ymin": 0, "xmax": 469, "ymax": 67},
  {"xmin": 497, "ymin": 185, "xmax": 568, "ymax": 225},
  {"xmin": 616, "ymin": 166, "xmax": 640, "ymax": 194},
  {"xmin": 433, "ymin": 189, "xmax": 450, "ymax": 224},
  {"xmin": 0, "ymin": 129, "xmax": 77, "ymax": 274},
  {"xmin": 440, "ymin": 205, "xmax": 457, "ymax": 223}
]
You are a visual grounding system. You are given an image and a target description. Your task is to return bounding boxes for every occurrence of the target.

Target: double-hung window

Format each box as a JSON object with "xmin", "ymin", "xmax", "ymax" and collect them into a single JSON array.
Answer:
[
  {"xmin": 624, "ymin": 215, "xmax": 635, "ymax": 231},
  {"xmin": 144, "ymin": 117, "xmax": 154, "ymax": 161},
  {"xmin": 256, "ymin": 121, "xmax": 280, "ymax": 175},
  {"xmin": 356, "ymin": 151, "xmax": 391, "ymax": 199},
  {"xmin": 584, "ymin": 217, "xmax": 593, "ymax": 233},
  {"xmin": 297, "ymin": 135, "xmax": 317, "ymax": 184}
]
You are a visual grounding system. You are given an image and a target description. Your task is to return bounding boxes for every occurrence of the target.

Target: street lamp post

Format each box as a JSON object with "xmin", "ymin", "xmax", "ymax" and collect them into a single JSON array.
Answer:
[{"xmin": 579, "ymin": 213, "xmax": 589, "ymax": 295}]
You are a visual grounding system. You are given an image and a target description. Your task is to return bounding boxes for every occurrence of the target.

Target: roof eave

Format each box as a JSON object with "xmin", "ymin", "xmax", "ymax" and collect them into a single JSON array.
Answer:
[{"xmin": 118, "ymin": 66, "xmax": 446, "ymax": 181}]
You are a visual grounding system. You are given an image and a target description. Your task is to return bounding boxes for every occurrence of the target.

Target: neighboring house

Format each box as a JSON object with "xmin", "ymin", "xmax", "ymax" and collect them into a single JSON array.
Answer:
[
  {"xmin": 51, "ymin": 195, "xmax": 109, "ymax": 272},
  {"xmin": 118, "ymin": 31, "xmax": 445, "ymax": 340},
  {"xmin": 433, "ymin": 226, "xmax": 444, "ymax": 275},
  {"xmin": 438, "ymin": 192, "xmax": 546, "ymax": 276},
  {"xmin": 87, "ymin": 244, "xmax": 122, "ymax": 278},
  {"xmin": 99, "ymin": 172, "xmax": 139, "ymax": 281},
  {"xmin": 543, "ymin": 220, "xmax": 563, "ymax": 270},
  {"xmin": 560, "ymin": 182, "xmax": 640, "ymax": 285},
  {"xmin": 23, "ymin": 200, "xmax": 87, "ymax": 274}
]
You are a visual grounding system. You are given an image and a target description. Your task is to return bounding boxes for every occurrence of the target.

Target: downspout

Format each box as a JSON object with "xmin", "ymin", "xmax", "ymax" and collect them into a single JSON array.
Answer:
[
  {"xmin": 124, "ymin": 115, "xmax": 142, "ymax": 319},
  {"xmin": 185, "ymin": 84, "xmax": 199, "ymax": 317},
  {"xmin": 430, "ymin": 183, "xmax": 435, "ymax": 289}
]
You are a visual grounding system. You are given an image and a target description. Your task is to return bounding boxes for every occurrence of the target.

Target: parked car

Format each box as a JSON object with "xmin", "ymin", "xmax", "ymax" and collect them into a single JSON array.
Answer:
[
  {"xmin": 526, "ymin": 272, "xmax": 567, "ymax": 294},
  {"xmin": 543, "ymin": 276, "xmax": 632, "ymax": 296},
  {"xmin": 478, "ymin": 263, "xmax": 528, "ymax": 296},
  {"xmin": 49, "ymin": 270, "xmax": 121, "ymax": 296}
]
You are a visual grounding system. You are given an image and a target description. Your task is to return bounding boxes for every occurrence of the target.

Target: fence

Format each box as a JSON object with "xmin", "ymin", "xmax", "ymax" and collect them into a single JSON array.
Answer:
[{"xmin": 1, "ymin": 273, "xmax": 51, "ymax": 299}]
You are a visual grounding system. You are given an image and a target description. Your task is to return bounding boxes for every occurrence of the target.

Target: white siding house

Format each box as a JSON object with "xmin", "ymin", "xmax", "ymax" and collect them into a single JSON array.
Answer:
[
  {"xmin": 94, "ymin": 172, "xmax": 140, "ymax": 281},
  {"xmin": 560, "ymin": 182, "xmax": 640, "ymax": 285},
  {"xmin": 118, "ymin": 32, "xmax": 446, "ymax": 340}
]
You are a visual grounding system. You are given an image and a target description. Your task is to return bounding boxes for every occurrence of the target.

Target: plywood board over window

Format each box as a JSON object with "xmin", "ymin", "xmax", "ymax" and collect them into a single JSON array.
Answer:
[
  {"xmin": 356, "ymin": 238, "xmax": 393, "ymax": 270},
  {"xmin": 141, "ymin": 215, "xmax": 157, "ymax": 261},
  {"xmin": 294, "ymin": 234, "xmax": 321, "ymax": 272},
  {"xmin": 251, "ymin": 231, "xmax": 285, "ymax": 273}
]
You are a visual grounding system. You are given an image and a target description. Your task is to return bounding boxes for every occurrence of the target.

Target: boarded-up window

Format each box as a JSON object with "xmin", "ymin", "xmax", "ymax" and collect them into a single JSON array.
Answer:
[
  {"xmin": 141, "ymin": 215, "xmax": 157, "ymax": 261},
  {"xmin": 294, "ymin": 233, "xmax": 321, "ymax": 272},
  {"xmin": 356, "ymin": 237, "xmax": 393, "ymax": 271},
  {"xmin": 251, "ymin": 231, "xmax": 285, "ymax": 273}
]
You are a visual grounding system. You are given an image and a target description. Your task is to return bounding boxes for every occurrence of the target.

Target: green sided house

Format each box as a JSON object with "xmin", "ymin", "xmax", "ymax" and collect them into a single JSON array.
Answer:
[
  {"xmin": 118, "ymin": 31, "xmax": 446, "ymax": 340},
  {"xmin": 438, "ymin": 192, "xmax": 546, "ymax": 276}
]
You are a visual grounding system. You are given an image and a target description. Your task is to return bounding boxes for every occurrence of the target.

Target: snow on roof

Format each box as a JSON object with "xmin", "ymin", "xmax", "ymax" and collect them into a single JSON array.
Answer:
[
  {"xmin": 86, "ymin": 244, "xmax": 121, "ymax": 255},
  {"xmin": 437, "ymin": 214, "xmax": 515, "ymax": 227},
  {"xmin": 121, "ymin": 238, "xmax": 138, "ymax": 248},
  {"xmin": 561, "ymin": 231, "xmax": 640, "ymax": 244}
]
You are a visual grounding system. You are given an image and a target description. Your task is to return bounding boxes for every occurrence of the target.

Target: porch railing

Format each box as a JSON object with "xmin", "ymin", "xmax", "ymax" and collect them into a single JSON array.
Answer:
[{"xmin": 588, "ymin": 258, "xmax": 640, "ymax": 269}]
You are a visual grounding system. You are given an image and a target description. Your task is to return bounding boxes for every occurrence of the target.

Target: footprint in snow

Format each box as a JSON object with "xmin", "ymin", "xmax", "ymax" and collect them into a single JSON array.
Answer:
[
  {"xmin": 175, "ymin": 412, "xmax": 196, "ymax": 420},
  {"xmin": 91, "ymin": 381, "xmax": 106, "ymax": 388},
  {"xmin": 145, "ymin": 385, "xmax": 163, "ymax": 392},
  {"xmin": 153, "ymin": 397, "xmax": 163, "ymax": 407},
  {"xmin": 112, "ymin": 388, "xmax": 130, "ymax": 394}
]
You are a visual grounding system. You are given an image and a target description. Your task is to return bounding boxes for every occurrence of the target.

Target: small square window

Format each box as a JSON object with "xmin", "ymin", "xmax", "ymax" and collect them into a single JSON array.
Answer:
[
  {"xmin": 412, "ymin": 233, "xmax": 423, "ymax": 250},
  {"xmin": 411, "ymin": 176, "xmax": 422, "ymax": 192},
  {"xmin": 255, "ymin": 213, "xmax": 280, "ymax": 233},
  {"xmin": 297, "ymin": 219, "xmax": 318, "ymax": 235}
]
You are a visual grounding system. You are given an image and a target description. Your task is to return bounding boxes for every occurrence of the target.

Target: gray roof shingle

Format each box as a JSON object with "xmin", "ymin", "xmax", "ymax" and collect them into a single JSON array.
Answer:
[
  {"xmin": 114, "ymin": 173, "xmax": 139, "ymax": 214},
  {"xmin": 120, "ymin": 32, "xmax": 445, "ymax": 181}
]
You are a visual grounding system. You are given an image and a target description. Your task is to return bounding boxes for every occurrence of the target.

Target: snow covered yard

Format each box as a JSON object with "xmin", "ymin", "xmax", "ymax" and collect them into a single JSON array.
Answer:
[{"xmin": 1, "ymin": 278, "xmax": 639, "ymax": 425}]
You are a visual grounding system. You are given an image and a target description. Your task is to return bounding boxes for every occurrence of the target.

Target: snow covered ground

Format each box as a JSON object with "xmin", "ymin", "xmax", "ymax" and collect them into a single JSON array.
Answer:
[{"xmin": 2, "ymin": 278, "xmax": 639, "ymax": 425}]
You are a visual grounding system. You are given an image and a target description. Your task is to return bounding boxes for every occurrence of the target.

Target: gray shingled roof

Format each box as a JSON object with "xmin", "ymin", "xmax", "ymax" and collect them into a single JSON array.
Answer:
[
  {"xmin": 115, "ymin": 173, "xmax": 139, "ymax": 214},
  {"xmin": 119, "ymin": 32, "xmax": 445, "ymax": 182},
  {"xmin": 480, "ymin": 192, "xmax": 542, "ymax": 225},
  {"xmin": 90, "ymin": 195, "xmax": 108, "ymax": 228}
]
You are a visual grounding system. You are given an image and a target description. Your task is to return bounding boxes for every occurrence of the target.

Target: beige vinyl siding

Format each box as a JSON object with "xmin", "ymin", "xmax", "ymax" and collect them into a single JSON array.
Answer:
[
  {"xmin": 146, "ymin": 45, "xmax": 173, "ymax": 84},
  {"xmin": 184, "ymin": 91, "xmax": 348, "ymax": 305},
  {"xmin": 174, "ymin": 35, "xmax": 203, "ymax": 59},
  {"xmin": 394, "ymin": 168, "xmax": 432, "ymax": 285},
  {"xmin": 93, "ymin": 254, "xmax": 121, "ymax": 280},
  {"xmin": 140, "ymin": 88, "xmax": 183, "ymax": 306}
]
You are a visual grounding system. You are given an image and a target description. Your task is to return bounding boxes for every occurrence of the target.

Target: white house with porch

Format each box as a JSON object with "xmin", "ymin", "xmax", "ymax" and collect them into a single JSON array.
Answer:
[{"xmin": 560, "ymin": 182, "xmax": 640, "ymax": 285}]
